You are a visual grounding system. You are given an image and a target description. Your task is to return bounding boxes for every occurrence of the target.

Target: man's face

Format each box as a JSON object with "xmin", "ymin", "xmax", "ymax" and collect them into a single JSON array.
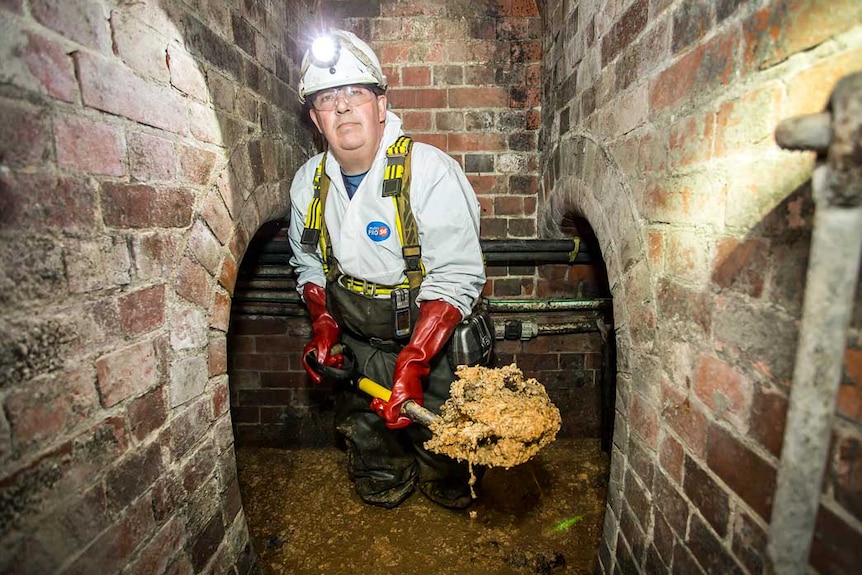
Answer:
[{"xmin": 309, "ymin": 85, "xmax": 387, "ymax": 167}]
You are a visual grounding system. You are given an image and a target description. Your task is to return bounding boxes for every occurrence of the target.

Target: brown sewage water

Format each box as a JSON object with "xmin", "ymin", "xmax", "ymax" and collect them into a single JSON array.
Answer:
[{"xmin": 236, "ymin": 438, "xmax": 609, "ymax": 575}]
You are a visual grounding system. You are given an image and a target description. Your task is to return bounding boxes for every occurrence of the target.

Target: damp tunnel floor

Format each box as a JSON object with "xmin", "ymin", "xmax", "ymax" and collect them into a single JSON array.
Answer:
[{"xmin": 236, "ymin": 437, "xmax": 609, "ymax": 574}]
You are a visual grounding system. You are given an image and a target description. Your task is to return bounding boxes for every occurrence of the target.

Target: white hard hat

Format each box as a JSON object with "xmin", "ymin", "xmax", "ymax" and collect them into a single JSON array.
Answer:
[{"xmin": 299, "ymin": 30, "xmax": 387, "ymax": 103}]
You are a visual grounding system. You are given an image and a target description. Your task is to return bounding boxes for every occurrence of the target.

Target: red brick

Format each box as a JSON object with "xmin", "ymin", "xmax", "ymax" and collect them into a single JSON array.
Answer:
[
  {"xmin": 831, "ymin": 431, "xmax": 862, "ymax": 520},
  {"xmin": 0, "ymin": 99, "xmax": 51, "ymax": 169},
  {"xmin": 711, "ymin": 236, "xmax": 767, "ymax": 297},
  {"xmin": 660, "ymin": 432, "xmax": 684, "ymax": 484},
  {"xmin": 810, "ymin": 505, "xmax": 862, "ymax": 575},
  {"xmin": 181, "ymin": 440, "xmax": 216, "ymax": 496},
  {"xmin": 124, "ymin": 517, "xmax": 185, "ymax": 575},
  {"xmin": 668, "ymin": 112, "xmax": 715, "ymax": 169},
  {"xmin": 179, "ymin": 143, "xmax": 217, "ymax": 186},
  {"xmin": 449, "ymin": 87, "xmax": 508, "ymax": 108},
  {"xmin": 411, "ymin": 132, "xmax": 448, "ymax": 150},
  {"xmin": 6, "ymin": 366, "xmax": 99, "ymax": 452},
  {"xmin": 511, "ymin": 0, "xmax": 539, "ymax": 17},
  {"xmin": 210, "ymin": 290, "xmax": 231, "ymax": 332},
  {"xmin": 128, "ymin": 131, "xmax": 176, "ymax": 182},
  {"xmin": 169, "ymin": 398, "xmax": 212, "ymax": 459},
  {"xmin": 127, "ymin": 388, "xmax": 167, "ymax": 442},
  {"xmin": 380, "ymin": 41, "xmax": 446, "ymax": 64},
  {"xmin": 74, "ymin": 51, "xmax": 187, "ymax": 135},
  {"xmin": 96, "ymin": 340, "xmax": 158, "ymax": 407},
  {"xmin": 387, "ymin": 87, "xmax": 447, "ymax": 109},
  {"xmin": 683, "ymin": 455, "xmax": 730, "ymax": 536},
  {"xmin": 510, "ymin": 85, "xmax": 539, "ymax": 109},
  {"xmin": 839, "ymin": 346, "xmax": 862, "ymax": 423},
  {"xmin": 175, "ymin": 257, "xmax": 212, "ymax": 308},
  {"xmin": 111, "ymin": 9, "xmax": 170, "ymax": 83},
  {"xmin": 131, "ymin": 232, "xmax": 179, "ymax": 281},
  {"xmin": 3, "ymin": 173, "xmax": 98, "ymax": 232},
  {"xmin": 402, "ymin": 65, "xmax": 431, "ymax": 86},
  {"xmin": 31, "ymin": 0, "xmax": 111, "ymax": 53},
  {"xmin": 601, "ymin": 0, "xmax": 649, "ymax": 65},
  {"xmin": 260, "ymin": 371, "xmax": 310, "ymax": 389},
  {"xmin": 468, "ymin": 174, "xmax": 505, "ymax": 195},
  {"xmin": 399, "ymin": 110, "xmax": 432, "ymax": 131},
  {"xmin": 732, "ymin": 511, "xmax": 768, "ymax": 575},
  {"xmin": 201, "ymin": 191, "xmax": 234, "ymax": 245},
  {"xmin": 212, "ymin": 379, "xmax": 229, "ymax": 417},
  {"xmin": 167, "ymin": 45, "xmax": 208, "ymax": 101},
  {"xmin": 707, "ymin": 423, "xmax": 776, "ymax": 520},
  {"xmin": 106, "ymin": 441, "xmax": 163, "ymax": 512},
  {"xmin": 22, "ymin": 30, "xmax": 78, "ymax": 102},
  {"xmin": 218, "ymin": 254, "xmax": 239, "ymax": 295},
  {"xmin": 629, "ymin": 392, "xmax": 659, "ymax": 448},
  {"xmin": 229, "ymin": 316, "xmax": 289, "ymax": 336},
  {"xmin": 449, "ymin": 132, "xmax": 507, "ymax": 152},
  {"xmin": 188, "ymin": 220, "xmax": 222, "ymax": 275},
  {"xmin": 687, "ymin": 513, "xmax": 745, "ymax": 573},
  {"xmin": 693, "ymin": 355, "xmax": 752, "ymax": 431},
  {"xmin": 102, "ymin": 183, "xmax": 194, "ymax": 229},
  {"xmin": 209, "ymin": 337, "xmax": 227, "ymax": 377},
  {"xmin": 743, "ymin": 0, "xmax": 862, "ymax": 74},
  {"xmin": 190, "ymin": 513, "xmax": 224, "ymax": 572},
  {"xmin": 62, "ymin": 495, "xmax": 155, "ymax": 575},
  {"xmin": 750, "ymin": 385, "xmax": 787, "ymax": 457},
  {"xmin": 54, "ymin": 114, "xmax": 126, "ymax": 176},
  {"xmin": 662, "ymin": 380, "xmax": 708, "ymax": 457},
  {"xmin": 654, "ymin": 470, "xmax": 689, "ymax": 537},
  {"xmin": 118, "ymin": 284, "xmax": 166, "ymax": 336}
]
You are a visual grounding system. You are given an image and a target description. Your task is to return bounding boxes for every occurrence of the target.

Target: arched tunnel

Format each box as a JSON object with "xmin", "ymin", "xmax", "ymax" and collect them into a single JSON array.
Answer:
[{"xmin": 1, "ymin": 1, "xmax": 861, "ymax": 574}]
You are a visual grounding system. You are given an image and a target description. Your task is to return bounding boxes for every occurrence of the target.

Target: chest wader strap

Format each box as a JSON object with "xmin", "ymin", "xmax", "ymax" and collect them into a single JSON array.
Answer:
[
  {"xmin": 300, "ymin": 153, "xmax": 338, "ymax": 282},
  {"xmin": 300, "ymin": 137, "xmax": 425, "ymax": 288},
  {"xmin": 383, "ymin": 136, "xmax": 424, "ymax": 290}
]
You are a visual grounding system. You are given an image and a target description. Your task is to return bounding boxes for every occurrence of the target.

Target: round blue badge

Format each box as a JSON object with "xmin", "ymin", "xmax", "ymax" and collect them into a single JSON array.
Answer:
[{"xmin": 366, "ymin": 221, "xmax": 391, "ymax": 242}]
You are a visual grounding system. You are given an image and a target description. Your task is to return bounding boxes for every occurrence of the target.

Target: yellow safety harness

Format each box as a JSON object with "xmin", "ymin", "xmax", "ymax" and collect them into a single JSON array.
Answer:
[{"xmin": 300, "ymin": 136, "xmax": 425, "ymax": 295}]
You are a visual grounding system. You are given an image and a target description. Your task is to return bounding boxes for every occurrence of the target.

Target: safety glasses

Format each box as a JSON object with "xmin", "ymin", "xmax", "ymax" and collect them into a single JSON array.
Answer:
[{"xmin": 311, "ymin": 85, "xmax": 377, "ymax": 111}]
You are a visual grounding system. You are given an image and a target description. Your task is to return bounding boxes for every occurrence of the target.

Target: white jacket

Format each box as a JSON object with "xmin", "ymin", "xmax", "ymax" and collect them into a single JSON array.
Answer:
[{"xmin": 287, "ymin": 111, "xmax": 486, "ymax": 318}]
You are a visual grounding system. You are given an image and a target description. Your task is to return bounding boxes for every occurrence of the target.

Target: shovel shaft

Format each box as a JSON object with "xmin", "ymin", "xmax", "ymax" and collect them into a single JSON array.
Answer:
[{"xmin": 357, "ymin": 377, "xmax": 440, "ymax": 427}]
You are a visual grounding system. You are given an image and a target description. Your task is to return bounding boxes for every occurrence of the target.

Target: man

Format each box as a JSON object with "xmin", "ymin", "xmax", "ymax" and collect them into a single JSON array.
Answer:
[{"xmin": 287, "ymin": 29, "xmax": 486, "ymax": 509}]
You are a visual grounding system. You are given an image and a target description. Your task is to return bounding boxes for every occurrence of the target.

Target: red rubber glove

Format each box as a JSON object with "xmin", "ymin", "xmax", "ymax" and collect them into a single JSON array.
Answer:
[
  {"xmin": 371, "ymin": 299, "xmax": 462, "ymax": 429},
  {"xmin": 301, "ymin": 283, "xmax": 343, "ymax": 384}
]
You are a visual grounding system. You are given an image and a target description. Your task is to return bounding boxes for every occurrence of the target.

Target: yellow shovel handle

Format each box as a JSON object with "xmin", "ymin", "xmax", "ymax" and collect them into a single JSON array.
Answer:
[
  {"xmin": 356, "ymin": 376, "xmax": 439, "ymax": 427},
  {"xmin": 357, "ymin": 377, "xmax": 391, "ymax": 402}
]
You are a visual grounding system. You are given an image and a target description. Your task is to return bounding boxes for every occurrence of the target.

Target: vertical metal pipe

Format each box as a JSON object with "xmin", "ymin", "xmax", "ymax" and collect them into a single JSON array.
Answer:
[{"xmin": 768, "ymin": 73, "xmax": 862, "ymax": 574}]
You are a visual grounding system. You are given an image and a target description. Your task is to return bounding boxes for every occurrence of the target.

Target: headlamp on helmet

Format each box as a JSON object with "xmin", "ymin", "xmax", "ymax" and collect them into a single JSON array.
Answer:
[
  {"xmin": 310, "ymin": 35, "xmax": 340, "ymax": 69},
  {"xmin": 298, "ymin": 29, "xmax": 387, "ymax": 104}
]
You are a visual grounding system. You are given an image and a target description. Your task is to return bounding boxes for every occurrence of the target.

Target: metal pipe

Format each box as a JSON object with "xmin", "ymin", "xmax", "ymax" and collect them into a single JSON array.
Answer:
[
  {"xmin": 232, "ymin": 291, "xmax": 302, "ymax": 303},
  {"xmin": 493, "ymin": 317, "xmax": 601, "ymax": 340},
  {"xmin": 480, "ymin": 238, "xmax": 579, "ymax": 252},
  {"xmin": 250, "ymin": 237, "xmax": 593, "ymax": 263},
  {"xmin": 483, "ymin": 251, "xmax": 592, "ymax": 264},
  {"xmin": 485, "ymin": 298, "xmax": 611, "ymax": 313},
  {"xmin": 230, "ymin": 303, "xmax": 309, "ymax": 317},
  {"xmin": 768, "ymin": 72, "xmax": 862, "ymax": 574}
]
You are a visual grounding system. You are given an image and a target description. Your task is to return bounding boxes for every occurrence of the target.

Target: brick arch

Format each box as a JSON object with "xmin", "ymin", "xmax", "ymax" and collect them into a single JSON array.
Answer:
[
  {"xmin": 539, "ymin": 131, "xmax": 659, "ymax": 371},
  {"xmin": 538, "ymin": 130, "xmax": 662, "ymax": 558}
]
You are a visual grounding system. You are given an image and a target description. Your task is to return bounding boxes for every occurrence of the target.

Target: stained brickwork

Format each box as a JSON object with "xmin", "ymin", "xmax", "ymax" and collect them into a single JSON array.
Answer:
[
  {"xmin": 0, "ymin": 0, "xmax": 314, "ymax": 572},
  {"xmin": 541, "ymin": 0, "xmax": 862, "ymax": 573}
]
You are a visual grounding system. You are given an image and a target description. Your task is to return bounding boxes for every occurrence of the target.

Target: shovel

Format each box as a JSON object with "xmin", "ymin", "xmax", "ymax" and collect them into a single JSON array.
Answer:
[{"xmin": 304, "ymin": 344, "xmax": 441, "ymax": 427}]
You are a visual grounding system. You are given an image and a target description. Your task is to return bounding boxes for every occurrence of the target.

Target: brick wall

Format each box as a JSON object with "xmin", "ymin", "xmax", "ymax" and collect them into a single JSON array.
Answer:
[
  {"xmin": 0, "ymin": 0, "xmax": 314, "ymax": 572},
  {"xmin": 540, "ymin": 0, "xmax": 862, "ymax": 573}
]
